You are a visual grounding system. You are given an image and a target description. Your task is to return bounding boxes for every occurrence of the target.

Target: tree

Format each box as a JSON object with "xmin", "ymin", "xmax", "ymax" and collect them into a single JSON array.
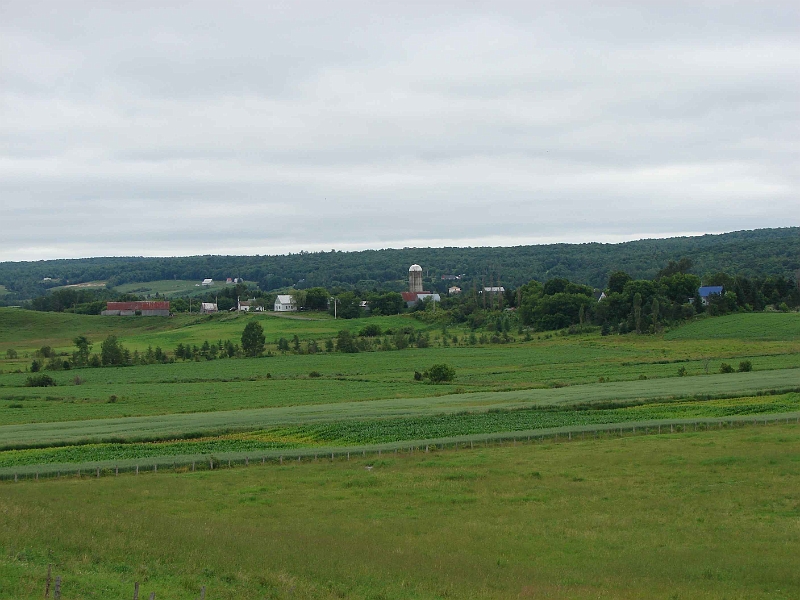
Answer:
[
  {"xmin": 73, "ymin": 335, "xmax": 92, "ymax": 367},
  {"xmin": 651, "ymin": 298, "xmax": 660, "ymax": 333},
  {"xmin": 100, "ymin": 335, "xmax": 125, "ymax": 366},
  {"xmin": 607, "ymin": 271, "xmax": 632, "ymax": 294},
  {"xmin": 305, "ymin": 287, "xmax": 330, "ymax": 311},
  {"xmin": 241, "ymin": 321, "xmax": 265, "ymax": 357},
  {"xmin": 633, "ymin": 293, "xmax": 643, "ymax": 334},
  {"xmin": 335, "ymin": 330, "xmax": 359, "ymax": 353}
]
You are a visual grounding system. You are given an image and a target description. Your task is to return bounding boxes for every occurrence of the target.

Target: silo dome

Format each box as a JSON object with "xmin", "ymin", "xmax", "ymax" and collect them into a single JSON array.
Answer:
[{"xmin": 409, "ymin": 264, "xmax": 422, "ymax": 272}]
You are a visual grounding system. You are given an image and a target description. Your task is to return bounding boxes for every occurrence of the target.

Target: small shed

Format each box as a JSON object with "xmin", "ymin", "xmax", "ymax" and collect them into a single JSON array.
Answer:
[
  {"xmin": 201, "ymin": 278, "xmax": 213, "ymax": 286},
  {"xmin": 200, "ymin": 302, "xmax": 218, "ymax": 314}
]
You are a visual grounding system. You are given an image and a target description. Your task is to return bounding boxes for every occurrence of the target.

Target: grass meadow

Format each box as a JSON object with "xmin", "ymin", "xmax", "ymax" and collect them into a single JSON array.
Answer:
[{"xmin": 1, "ymin": 424, "xmax": 799, "ymax": 599}]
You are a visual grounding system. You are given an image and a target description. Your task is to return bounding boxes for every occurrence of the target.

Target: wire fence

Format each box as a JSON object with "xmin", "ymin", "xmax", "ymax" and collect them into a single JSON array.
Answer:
[{"xmin": 3, "ymin": 411, "xmax": 799, "ymax": 483}]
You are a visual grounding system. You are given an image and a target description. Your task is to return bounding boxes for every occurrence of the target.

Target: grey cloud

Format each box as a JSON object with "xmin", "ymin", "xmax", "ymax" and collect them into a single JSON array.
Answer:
[{"xmin": 1, "ymin": 1, "xmax": 798, "ymax": 261}]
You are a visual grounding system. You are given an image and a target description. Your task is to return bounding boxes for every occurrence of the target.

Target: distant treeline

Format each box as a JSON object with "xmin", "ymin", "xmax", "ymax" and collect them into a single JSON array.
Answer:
[{"xmin": 1, "ymin": 227, "xmax": 798, "ymax": 302}]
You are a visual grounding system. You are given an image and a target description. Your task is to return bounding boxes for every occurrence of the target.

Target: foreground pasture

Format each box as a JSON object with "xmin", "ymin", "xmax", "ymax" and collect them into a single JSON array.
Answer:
[{"xmin": 1, "ymin": 424, "xmax": 799, "ymax": 599}]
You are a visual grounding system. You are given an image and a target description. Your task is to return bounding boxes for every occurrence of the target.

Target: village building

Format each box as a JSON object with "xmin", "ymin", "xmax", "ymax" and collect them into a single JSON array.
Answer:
[
  {"xmin": 698, "ymin": 286, "xmax": 724, "ymax": 305},
  {"xmin": 274, "ymin": 295, "xmax": 297, "ymax": 312},
  {"xmin": 448, "ymin": 286, "xmax": 461, "ymax": 295},
  {"xmin": 200, "ymin": 302, "xmax": 218, "ymax": 314},
  {"xmin": 201, "ymin": 278, "xmax": 213, "ymax": 286}
]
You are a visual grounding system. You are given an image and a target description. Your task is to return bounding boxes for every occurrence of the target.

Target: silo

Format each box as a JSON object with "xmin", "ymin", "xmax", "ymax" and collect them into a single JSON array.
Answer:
[{"xmin": 408, "ymin": 264, "xmax": 423, "ymax": 293}]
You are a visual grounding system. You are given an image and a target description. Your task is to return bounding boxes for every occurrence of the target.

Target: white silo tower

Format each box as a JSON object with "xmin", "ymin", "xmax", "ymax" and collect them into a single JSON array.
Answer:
[{"xmin": 408, "ymin": 264, "xmax": 423, "ymax": 293}]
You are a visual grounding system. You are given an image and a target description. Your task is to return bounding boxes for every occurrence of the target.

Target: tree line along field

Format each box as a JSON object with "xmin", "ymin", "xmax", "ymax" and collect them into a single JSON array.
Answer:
[{"xmin": 1, "ymin": 425, "xmax": 799, "ymax": 599}]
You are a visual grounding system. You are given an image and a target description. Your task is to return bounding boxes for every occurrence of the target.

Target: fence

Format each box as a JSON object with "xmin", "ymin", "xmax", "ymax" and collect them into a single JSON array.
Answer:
[
  {"xmin": 42, "ymin": 564, "xmax": 207, "ymax": 599},
  {"xmin": 3, "ymin": 412, "xmax": 799, "ymax": 483}
]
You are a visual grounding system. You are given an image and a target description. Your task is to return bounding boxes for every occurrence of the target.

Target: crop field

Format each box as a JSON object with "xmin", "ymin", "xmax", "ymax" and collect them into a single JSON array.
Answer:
[
  {"xmin": 1, "ymin": 424, "xmax": 799, "ymax": 599},
  {"xmin": 0, "ymin": 309, "xmax": 799, "ymax": 457},
  {"xmin": 112, "ymin": 279, "xmax": 232, "ymax": 298},
  {"xmin": 665, "ymin": 312, "xmax": 800, "ymax": 341},
  {"xmin": 1, "ymin": 392, "xmax": 798, "ymax": 471}
]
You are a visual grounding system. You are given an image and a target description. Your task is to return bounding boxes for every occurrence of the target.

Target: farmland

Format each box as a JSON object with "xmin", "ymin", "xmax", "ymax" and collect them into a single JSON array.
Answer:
[
  {"xmin": 1, "ymin": 308, "xmax": 799, "ymax": 597},
  {"xmin": 2, "ymin": 424, "xmax": 799, "ymax": 599}
]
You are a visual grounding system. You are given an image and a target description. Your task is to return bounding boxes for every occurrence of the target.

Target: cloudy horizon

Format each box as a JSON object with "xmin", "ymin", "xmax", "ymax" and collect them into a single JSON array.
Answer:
[{"xmin": 1, "ymin": 1, "xmax": 798, "ymax": 262}]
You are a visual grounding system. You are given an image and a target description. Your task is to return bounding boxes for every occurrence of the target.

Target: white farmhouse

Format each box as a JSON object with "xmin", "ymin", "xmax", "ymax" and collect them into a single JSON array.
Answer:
[
  {"xmin": 201, "ymin": 278, "xmax": 213, "ymax": 286},
  {"xmin": 274, "ymin": 294, "xmax": 297, "ymax": 312}
]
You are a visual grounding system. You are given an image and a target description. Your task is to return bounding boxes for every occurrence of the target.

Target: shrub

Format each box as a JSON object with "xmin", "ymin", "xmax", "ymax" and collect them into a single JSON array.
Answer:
[
  {"xmin": 309, "ymin": 371, "xmax": 321, "ymax": 378},
  {"xmin": 677, "ymin": 366, "xmax": 687, "ymax": 377},
  {"xmin": 720, "ymin": 363, "xmax": 734, "ymax": 374},
  {"xmin": 5, "ymin": 349, "xmax": 17, "ymax": 359},
  {"xmin": 738, "ymin": 360, "xmax": 753, "ymax": 373},
  {"xmin": 414, "ymin": 370, "xmax": 423, "ymax": 381},
  {"xmin": 30, "ymin": 359, "xmax": 41, "ymax": 372},
  {"xmin": 25, "ymin": 374, "xmax": 56, "ymax": 387},
  {"xmin": 359, "ymin": 324, "xmax": 382, "ymax": 337},
  {"xmin": 108, "ymin": 395, "xmax": 117, "ymax": 403},
  {"xmin": 424, "ymin": 363, "xmax": 456, "ymax": 384}
]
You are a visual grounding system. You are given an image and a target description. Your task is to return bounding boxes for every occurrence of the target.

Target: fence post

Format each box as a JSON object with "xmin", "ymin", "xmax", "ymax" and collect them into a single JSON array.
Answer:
[
  {"xmin": 280, "ymin": 456, "xmax": 283, "ymax": 464},
  {"xmin": 199, "ymin": 586, "xmax": 206, "ymax": 599},
  {"xmin": 245, "ymin": 457, "xmax": 249, "ymax": 466},
  {"xmin": 14, "ymin": 473, "xmax": 17, "ymax": 482},
  {"xmin": 53, "ymin": 577, "xmax": 61, "ymax": 600},
  {"xmin": 133, "ymin": 581, "xmax": 139, "ymax": 600},
  {"xmin": 136, "ymin": 465, "xmax": 139, "ymax": 475},
  {"xmin": 115, "ymin": 466, "xmax": 119, "ymax": 476},
  {"xmin": 149, "ymin": 592, "xmax": 155, "ymax": 600},
  {"xmin": 45, "ymin": 563, "xmax": 52, "ymax": 598},
  {"xmin": 192, "ymin": 462, "xmax": 195, "ymax": 471},
  {"xmin": 209, "ymin": 459, "xmax": 213, "ymax": 470}
]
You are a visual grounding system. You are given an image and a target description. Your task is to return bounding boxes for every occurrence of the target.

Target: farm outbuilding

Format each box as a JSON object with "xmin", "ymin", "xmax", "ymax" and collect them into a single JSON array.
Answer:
[
  {"xmin": 102, "ymin": 301, "xmax": 170, "ymax": 317},
  {"xmin": 200, "ymin": 302, "xmax": 218, "ymax": 314}
]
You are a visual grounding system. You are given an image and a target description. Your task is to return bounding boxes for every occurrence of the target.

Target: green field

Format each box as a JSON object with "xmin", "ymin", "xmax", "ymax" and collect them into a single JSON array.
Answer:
[{"xmin": 2, "ymin": 424, "xmax": 799, "ymax": 599}]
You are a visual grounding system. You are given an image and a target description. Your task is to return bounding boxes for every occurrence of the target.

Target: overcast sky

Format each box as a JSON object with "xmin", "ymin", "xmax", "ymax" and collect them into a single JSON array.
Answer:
[{"xmin": 1, "ymin": 1, "xmax": 798, "ymax": 262}]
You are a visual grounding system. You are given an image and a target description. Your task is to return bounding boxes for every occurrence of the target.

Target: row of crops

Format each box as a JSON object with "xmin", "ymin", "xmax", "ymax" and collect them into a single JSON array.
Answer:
[{"xmin": 1, "ymin": 392, "xmax": 798, "ymax": 470}]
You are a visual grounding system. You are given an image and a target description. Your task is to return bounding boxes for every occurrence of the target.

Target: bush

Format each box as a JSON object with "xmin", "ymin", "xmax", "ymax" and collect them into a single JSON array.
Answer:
[
  {"xmin": 738, "ymin": 360, "xmax": 752, "ymax": 373},
  {"xmin": 25, "ymin": 374, "xmax": 56, "ymax": 387},
  {"xmin": 359, "ymin": 324, "xmax": 382, "ymax": 337},
  {"xmin": 720, "ymin": 363, "xmax": 734, "ymax": 374},
  {"xmin": 677, "ymin": 366, "xmax": 687, "ymax": 377},
  {"xmin": 5, "ymin": 349, "xmax": 17, "ymax": 359},
  {"xmin": 424, "ymin": 363, "xmax": 456, "ymax": 384},
  {"xmin": 309, "ymin": 371, "xmax": 321, "ymax": 378},
  {"xmin": 30, "ymin": 359, "xmax": 41, "ymax": 372}
]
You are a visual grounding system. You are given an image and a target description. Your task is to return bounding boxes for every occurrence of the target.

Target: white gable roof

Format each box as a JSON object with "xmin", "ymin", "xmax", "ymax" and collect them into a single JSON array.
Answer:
[{"xmin": 276, "ymin": 295, "xmax": 295, "ymax": 304}]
